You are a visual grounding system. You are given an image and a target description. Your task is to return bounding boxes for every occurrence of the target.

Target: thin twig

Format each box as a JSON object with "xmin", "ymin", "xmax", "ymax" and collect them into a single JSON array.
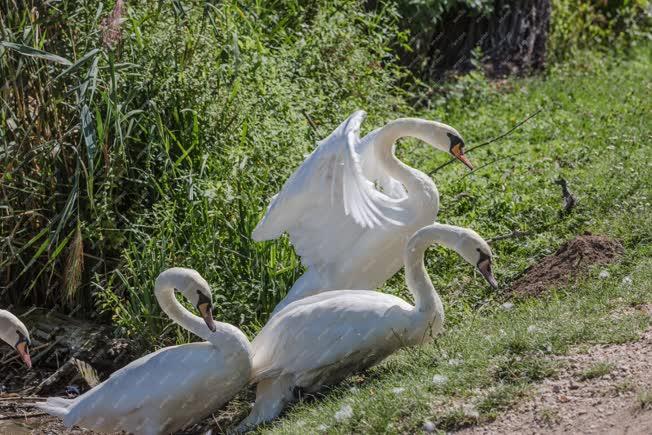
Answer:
[
  {"xmin": 487, "ymin": 230, "xmax": 531, "ymax": 244},
  {"xmin": 0, "ymin": 342, "xmax": 50, "ymax": 366},
  {"xmin": 488, "ymin": 178, "xmax": 578, "ymax": 244},
  {"xmin": 430, "ymin": 108, "xmax": 542, "ymax": 175},
  {"xmin": 0, "ymin": 412, "xmax": 49, "ymax": 420},
  {"xmin": 0, "ymin": 396, "xmax": 48, "ymax": 402},
  {"xmin": 460, "ymin": 150, "xmax": 527, "ymax": 179},
  {"xmin": 301, "ymin": 110, "xmax": 319, "ymax": 135}
]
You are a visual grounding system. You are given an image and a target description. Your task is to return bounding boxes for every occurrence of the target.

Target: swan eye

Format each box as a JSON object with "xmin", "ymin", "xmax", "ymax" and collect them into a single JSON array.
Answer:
[
  {"xmin": 195, "ymin": 289, "xmax": 212, "ymax": 310},
  {"xmin": 476, "ymin": 248, "xmax": 491, "ymax": 267},
  {"xmin": 15, "ymin": 330, "xmax": 29, "ymax": 347}
]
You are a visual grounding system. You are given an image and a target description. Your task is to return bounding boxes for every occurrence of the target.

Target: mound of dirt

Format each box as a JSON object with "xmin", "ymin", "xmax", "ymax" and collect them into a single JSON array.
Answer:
[{"xmin": 509, "ymin": 234, "xmax": 624, "ymax": 296}]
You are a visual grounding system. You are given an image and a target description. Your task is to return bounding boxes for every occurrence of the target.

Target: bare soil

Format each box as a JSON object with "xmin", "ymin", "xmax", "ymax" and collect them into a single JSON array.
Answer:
[
  {"xmin": 509, "ymin": 234, "xmax": 624, "ymax": 296},
  {"xmin": 460, "ymin": 307, "xmax": 652, "ymax": 435}
]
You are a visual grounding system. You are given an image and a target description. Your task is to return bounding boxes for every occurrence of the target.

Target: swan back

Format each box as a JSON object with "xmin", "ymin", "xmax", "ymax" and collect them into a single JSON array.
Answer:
[{"xmin": 251, "ymin": 290, "xmax": 413, "ymax": 383}]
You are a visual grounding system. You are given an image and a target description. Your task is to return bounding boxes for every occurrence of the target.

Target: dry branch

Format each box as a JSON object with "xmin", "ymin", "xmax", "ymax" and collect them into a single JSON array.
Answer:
[
  {"xmin": 430, "ymin": 108, "xmax": 542, "ymax": 175},
  {"xmin": 0, "ymin": 412, "xmax": 49, "ymax": 420}
]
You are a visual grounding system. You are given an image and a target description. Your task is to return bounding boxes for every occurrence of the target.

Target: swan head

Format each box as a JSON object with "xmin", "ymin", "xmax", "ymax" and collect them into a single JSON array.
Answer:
[
  {"xmin": 454, "ymin": 229, "xmax": 498, "ymax": 289},
  {"xmin": 183, "ymin": 273, "xmax": 217, "ymax": 333},
  {"xmin": 408, "ymin": 224, "xmax": 498, "ymax": 289},
  {"xmin": 157, "ymin": 267, "xmax": 217, "ymax": 332},
  {"xmin": 425, "ymin": 122, "xmax": 473, "ymax": 170},
  {"xmin": 0, "ymin": 310, "xmax": 32, "ymax": 368}
]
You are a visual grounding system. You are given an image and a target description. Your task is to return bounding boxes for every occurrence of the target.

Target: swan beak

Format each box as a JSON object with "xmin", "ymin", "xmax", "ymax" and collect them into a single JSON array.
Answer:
[
  {"xmin": 16, "ymin": 342, "xmax": 32, "ymax": 369},
  {"xmin": 198, "ymin": 303, "xmax": 217, "ymax": 333},
  {"xmin": 478, "ymin": 260, "xmax": 499, "ymax": 289},
  {"xmin": 451, "ymin": 144, "xmax": 474, "ymax": 170}
]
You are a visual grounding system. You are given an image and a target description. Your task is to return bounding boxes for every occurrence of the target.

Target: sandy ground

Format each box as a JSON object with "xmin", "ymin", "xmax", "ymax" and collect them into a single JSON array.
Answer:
[{"xmin": 460, "ymin": 307, "xmax": 652, "ymax": 435}]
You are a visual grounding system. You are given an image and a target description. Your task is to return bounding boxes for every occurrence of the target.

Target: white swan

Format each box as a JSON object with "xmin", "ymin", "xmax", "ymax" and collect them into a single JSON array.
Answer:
[
  {"xmin": 0, "ymin": 309, "xmax": 32, "ymax": 368},
  {"xmin": 236, "ymin": 223, "xmax": 497, "ymax": 431},
  {"xmin": 253, "ymin": 110, "xmax": 474, "ymax": 316},
  {"xmin": 37, "ymin": 268, "xmax": 252, "ymax": 435}
]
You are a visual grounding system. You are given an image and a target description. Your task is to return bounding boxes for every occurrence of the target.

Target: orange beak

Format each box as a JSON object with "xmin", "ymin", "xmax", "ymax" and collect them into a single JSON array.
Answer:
[
  {"xmin": 198, "ymin": 303, "xmax": 217, "ymax": 333},
  {"xmin": 451, "ymin": 144, "xmax": 474, "ymax": 170},
  {"xmin": 478, "ymin": 260, "xmax": 498, "ymax": 289},
  {"xmin": 16, "ymin": 342, "xmax": 32, "ymax": 369}
]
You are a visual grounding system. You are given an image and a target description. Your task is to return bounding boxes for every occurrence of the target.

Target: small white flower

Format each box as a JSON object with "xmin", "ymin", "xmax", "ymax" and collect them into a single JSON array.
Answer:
[
  {"xmin": 448, "ymin": 358, "xmax": 464, "ymax": 367},
  {"xmin": 317, "ymin": 424, "xmax": 329, "ymax": 431},
  {"xmin": 392, "ymin": 387, "xmax": 405, "ymax": 394},
  {"xmin": 349, "ymin": 386, "xmax": 359, "ymax": 394},
  {"xmin": 334, "ymin": 404, "xmax": 353, "ymax": 422},
  {"xmin": 501, "ymin": 302, "xmax": 514, "ymax": 310},
  {"xmin": 621, "ymin": 276, "xmax": 633, "ymax": 286},
  {"xmin": 463, "ymin": 404, "xmax": 480, "ymax": 419},
  {"xmin": 423, "ymin": 420, "xmax": 436, "ymax": 432},
  {"xmin": 432, "ymin": 374, "xmax": 448, "ymax": 386},
  {"xmin": 527, "ymin": 325, "xmax": 541, "ymax": 334},
  {"xmin": 599, "ymin": 270, "xmax": 610, "ymax": 279}
]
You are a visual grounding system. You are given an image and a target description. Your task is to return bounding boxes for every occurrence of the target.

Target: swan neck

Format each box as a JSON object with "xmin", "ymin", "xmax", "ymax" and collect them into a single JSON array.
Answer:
[
  {"xmin": 155, "ymin": 280, "xmax": 214, "ymax": 342},
  {"xmin": 378, "ymin": 118, "xmax": 440, "ymax": 144},
  {"xmin": 373, "ymin": 119, "xmax": 437, "ymax": 192},
  {"xmin": 404, "ymin": 226, "xmax": 455, "ymax": 327}
]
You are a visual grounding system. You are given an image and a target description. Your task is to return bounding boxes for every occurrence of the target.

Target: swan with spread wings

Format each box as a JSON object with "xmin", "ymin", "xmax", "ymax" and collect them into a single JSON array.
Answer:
[{"xmin": 253, "ymin": 111, "xmax": 474, "ymax": 316}]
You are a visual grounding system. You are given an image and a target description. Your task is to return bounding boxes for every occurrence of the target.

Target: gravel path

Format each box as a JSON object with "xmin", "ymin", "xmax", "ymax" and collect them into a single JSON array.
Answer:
[{"xmin": 460, "ymin": 309, "xmax": 652, "ymax": 435}]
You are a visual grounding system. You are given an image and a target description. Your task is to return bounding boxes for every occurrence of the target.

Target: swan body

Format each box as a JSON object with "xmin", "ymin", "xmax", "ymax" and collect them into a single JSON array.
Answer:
[
  {"xmin": 253, "ymin": 111, "xmax": 474, "ymax": 316},
  {"xmin": 0, "ymin": 309, "xmax": 32, "ymax": 368},
  {"xmin": 236, "ymin": 223, "xmax": 497, "ymax": 431},
  {"xmin": 37, "ymin": 268, "xmax": 252, "ymax": 435}
]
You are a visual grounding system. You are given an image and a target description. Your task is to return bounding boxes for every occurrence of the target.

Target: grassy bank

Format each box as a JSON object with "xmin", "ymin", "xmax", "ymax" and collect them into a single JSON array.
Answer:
[{"xmin": 253, "ymin": 46, "xmax": 652, "ymax": 433}]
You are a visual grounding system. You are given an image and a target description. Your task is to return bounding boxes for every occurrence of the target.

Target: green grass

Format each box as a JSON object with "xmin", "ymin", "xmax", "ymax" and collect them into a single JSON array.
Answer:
[
  {"xmin": 245, "ymin": 46, "xmax": 652, "ymax": 434},
  {"xmin": 638, "ymin": 390, "xmax": 652, "ymax": 410},
  {"xmin": 578, "ymin": 362, "xmax": 615, "ymax": 381}
]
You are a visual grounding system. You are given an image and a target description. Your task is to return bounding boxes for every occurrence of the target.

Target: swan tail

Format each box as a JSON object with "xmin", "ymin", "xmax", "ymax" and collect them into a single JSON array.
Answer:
[
  {"xmin": 34, "ymin": 397, "xmax": 75, "ymax": 423},
  {"xmin": 234, "ymin": 375, "xmax": 294, "ymax": 433}
]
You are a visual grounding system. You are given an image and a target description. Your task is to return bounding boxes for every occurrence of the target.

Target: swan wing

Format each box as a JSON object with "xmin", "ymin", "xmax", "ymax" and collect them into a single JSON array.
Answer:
[
  {"xmin": 252, "ymin": 111, "xmax": 405, "ymax": 273},
  {"xmin": 251, "ymin": 291, "xmax": 412, "ymax": 382}
]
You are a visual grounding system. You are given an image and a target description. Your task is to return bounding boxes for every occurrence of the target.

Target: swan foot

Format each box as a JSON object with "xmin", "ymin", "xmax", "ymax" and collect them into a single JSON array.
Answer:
[{"xmin": 234, "ymin": 376, "xmax": 294, "ymax": 433}]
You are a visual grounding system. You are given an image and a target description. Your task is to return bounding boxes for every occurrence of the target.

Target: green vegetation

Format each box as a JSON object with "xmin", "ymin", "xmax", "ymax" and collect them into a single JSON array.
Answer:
[
  {"xmin": 549, "ymin": 0, "xmax": 651, "ymax": 62},
  {"xmin": 638, "ymin": 389, "xmax": 652, "ymax": 410},
  {"xmin": 537, "ymin": 407, "xmax": 561, "ymax": 426},
  {"xmin": 578, "ymin": 361, "xmax": 615, "ymax": 381},
  {"xmin": 394, "ymin": 0, "xmax": 650, "ymax": 76}
]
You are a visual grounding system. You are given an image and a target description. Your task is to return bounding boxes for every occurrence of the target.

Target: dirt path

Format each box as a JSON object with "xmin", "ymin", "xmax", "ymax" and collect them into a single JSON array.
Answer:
[{"xmin": 460, "ymin": 317, "xmax": 652, "ymax": 434}]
